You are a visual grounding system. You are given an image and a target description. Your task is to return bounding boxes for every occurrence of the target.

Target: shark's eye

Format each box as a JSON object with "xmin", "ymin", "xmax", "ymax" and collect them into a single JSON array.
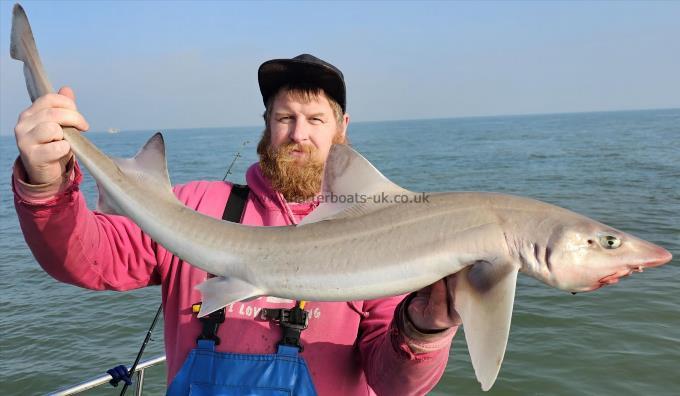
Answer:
[{"xmin": 599, "ymin": 235, "xmax": 621, "ymax": 249}]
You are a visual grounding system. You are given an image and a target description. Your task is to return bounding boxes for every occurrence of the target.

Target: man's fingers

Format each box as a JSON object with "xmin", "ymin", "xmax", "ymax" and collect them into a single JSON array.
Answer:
[
  {"xmin": 23, "ymin": 92, "xmax": 78, "ymax": 116},
  {"xmin": 17, "ymin": 88, "xmax": 79, "ymax": 123},
  {"xmin": 444, "ymin": 274, "xmax": 462, "ymax": 325},
  {"xmin": 13, "ymin": 86, "xmax": 83, "ymax": 185},
  {"xmin": 58, "ymin": 86, "xmax": 76, "ymax": 101},
  {"xmin": 28, "ymin": 107, "xmax": 89, "ymax": 132},
  {"xmin": 16, "ymin": 122, "xmax": 65, "ymax": 159},
  {"xmin": 427, "ymin": 279, "xmax": 448, "ymax": 310},
  {"xmin": 31, "ymin": 139, "xmax": 71, "ymax": 163},
  {"xmin": 26, "ymin": 122, "xmax": 64, "ymax": 145}
]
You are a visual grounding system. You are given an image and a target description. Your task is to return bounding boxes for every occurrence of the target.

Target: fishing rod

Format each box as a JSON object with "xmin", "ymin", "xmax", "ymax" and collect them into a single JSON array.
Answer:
[
  {"xmin": 117, "ymin": 304, "xmax": 162, "ymax": 396},
  {"xmin": 223, "ymin": 140, "xmax": 250, "ymax": 181}
]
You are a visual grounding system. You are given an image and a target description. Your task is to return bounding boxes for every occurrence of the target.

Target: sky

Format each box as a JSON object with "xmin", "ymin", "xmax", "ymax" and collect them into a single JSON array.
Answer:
[{"xmin": 0, "ymin": 0, "xmax": 679, "ymax": 135}]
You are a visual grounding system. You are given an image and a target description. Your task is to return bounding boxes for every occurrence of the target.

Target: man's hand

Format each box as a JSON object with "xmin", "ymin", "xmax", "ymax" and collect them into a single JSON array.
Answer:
[
  {"xmin": 407, "ymin": 274, "xmax": 462, "ymax": 332},
  {"xmin": 14, "ymin": 86, "xmax": 89, "ymax": 185}
]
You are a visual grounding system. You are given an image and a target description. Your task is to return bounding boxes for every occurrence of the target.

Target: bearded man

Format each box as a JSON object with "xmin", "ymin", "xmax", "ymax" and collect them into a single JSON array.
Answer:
[{"xmin": 13, "ymin": 54, "xmax": 461, "ymax": 395}]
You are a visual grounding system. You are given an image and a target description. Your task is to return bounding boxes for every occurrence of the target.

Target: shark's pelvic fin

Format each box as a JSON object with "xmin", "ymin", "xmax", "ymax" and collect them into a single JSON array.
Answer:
[
  {"xmin": 300, "ymin": 144, "xmax": 411, "ymax": 225},
  {"xmin": 455, "ymin": 260, "xmax": 519, "ymax": 391},
  {"xmin": 195, "ymin": 276, "xmax": 263, "ymax": 317},
  {"xmin": 97, "ymin": 133, "xmax": 174, "ymax": 214}
]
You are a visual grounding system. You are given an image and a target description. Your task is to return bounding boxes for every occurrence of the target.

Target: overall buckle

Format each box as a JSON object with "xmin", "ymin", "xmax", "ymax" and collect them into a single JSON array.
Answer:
[
  {"xmin": 259, "ymin": 305, "xmax": 309, "ymax": 351},
  {"xmin": 193, "ymin": 303, "xmax": 226, "ymax": 345}
]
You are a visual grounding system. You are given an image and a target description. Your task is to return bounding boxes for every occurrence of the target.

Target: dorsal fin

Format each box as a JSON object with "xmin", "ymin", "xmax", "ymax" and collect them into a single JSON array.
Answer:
[
  {"xmin": 299, "ymin": 144, "xmax": 409, "ymax": 225},
  {"xmin": 126, "ymin": 132, "xmax": 172, "ymax": 189},
  {"xmin": 97, "ymin": 132, "xmax": 173, "ymax": 214}
]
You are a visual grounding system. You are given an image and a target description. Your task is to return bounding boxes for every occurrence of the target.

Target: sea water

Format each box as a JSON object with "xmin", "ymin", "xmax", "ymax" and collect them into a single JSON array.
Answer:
[{"xmin": 1, "ymin": 109, "xmax": 678, "ymax": 395}]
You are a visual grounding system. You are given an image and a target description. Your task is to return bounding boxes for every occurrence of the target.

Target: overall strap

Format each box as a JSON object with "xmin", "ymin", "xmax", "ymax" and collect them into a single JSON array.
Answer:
[
  {"xmin": 222, "ymin": 183, "xmax": 250, "ymax": 222},
  {"xmin": 195, "ymin": 183, "xmax": 250, "ymax": 345}
]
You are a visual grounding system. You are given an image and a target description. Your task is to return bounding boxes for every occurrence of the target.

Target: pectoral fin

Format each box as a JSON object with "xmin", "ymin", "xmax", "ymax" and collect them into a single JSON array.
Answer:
[
  {"xmin": 454, "ymin": 261, "xmax": 519, "ymax": 391},
  {"xmin": 195, "ymin": 276, "xmax": 263, "ymax": 317}
]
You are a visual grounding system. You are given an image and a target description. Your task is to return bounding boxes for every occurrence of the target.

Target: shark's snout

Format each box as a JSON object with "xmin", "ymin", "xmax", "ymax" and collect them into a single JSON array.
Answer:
[{"xmin": 645, "ymin": 247, "xmax": 673, "ymax": 268}]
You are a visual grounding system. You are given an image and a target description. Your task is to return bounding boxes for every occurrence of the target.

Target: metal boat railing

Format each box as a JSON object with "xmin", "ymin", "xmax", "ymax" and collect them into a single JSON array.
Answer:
[{"xmin": 46, "ymin": 355, "xmax": 166, "ymax": 396}]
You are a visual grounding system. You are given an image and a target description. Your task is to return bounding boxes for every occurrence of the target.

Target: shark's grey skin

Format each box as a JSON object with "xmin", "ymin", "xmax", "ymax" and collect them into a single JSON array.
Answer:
[{"xmin": 11, "ymin": 4, "xmax": 672, "ymax": 391}]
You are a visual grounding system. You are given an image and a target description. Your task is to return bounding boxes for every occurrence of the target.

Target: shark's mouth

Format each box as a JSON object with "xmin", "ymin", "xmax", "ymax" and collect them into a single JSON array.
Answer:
[{"xmin": 598, "ymin": 265, "xmax": 646, "ymax": 286}]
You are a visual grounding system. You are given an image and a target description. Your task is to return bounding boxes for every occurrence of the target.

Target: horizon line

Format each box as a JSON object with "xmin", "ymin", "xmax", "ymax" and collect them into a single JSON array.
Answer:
[{"xmin": 1, "ymin": 106, "xmax": 678, "ymax": 136}]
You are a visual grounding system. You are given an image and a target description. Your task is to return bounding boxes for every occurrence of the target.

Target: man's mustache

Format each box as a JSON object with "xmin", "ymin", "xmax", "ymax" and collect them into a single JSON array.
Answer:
[{"xmin": 278, "ymin": 143, "xmax": 315, "ymax": 157}]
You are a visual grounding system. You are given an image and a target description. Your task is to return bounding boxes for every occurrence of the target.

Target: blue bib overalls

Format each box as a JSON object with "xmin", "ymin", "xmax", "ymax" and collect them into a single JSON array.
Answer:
[{"xmin": 166, "ymin": 340, "xmax": 317, "ymax": 395}]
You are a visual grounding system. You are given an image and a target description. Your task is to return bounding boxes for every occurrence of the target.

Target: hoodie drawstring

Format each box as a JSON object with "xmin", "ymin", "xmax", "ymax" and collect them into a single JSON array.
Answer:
[{"xmin": 275, "ymin": 191, "xmax": 299, "ymax": 225}]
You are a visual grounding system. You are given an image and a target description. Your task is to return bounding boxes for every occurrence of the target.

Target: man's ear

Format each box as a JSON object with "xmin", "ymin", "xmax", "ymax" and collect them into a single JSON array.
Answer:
[
  {"xmin": 333, "ymin": 113, "xmax": 350, "ymax": 144},
  {"xmin": 341, "ymin": 113, "xmax": 350, "ymax": 137}
]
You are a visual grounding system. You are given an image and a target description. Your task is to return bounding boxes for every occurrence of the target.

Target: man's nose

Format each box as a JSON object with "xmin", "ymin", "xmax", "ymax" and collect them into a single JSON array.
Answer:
[{"xmin": 288, "ymin": 119, "xmax": 310, "ymax": 143}]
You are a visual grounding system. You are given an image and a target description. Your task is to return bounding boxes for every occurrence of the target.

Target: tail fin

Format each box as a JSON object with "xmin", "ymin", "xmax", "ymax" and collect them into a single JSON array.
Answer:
[{"xmin": 10, "ymin": 4, "xmax": 54, "ymax": 101}]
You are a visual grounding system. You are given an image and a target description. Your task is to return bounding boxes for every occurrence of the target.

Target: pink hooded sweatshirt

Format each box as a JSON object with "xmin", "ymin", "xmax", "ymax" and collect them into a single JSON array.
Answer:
[{"xmin": 13, "ymin": 158, "xmax": 457, "ymax": 395}]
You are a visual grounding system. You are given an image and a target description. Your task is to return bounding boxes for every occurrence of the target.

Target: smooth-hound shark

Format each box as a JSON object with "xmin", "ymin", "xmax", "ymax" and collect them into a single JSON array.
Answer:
[{"xmin": 10, "ymin": 4, "xmax": 672, "ymax": 391}]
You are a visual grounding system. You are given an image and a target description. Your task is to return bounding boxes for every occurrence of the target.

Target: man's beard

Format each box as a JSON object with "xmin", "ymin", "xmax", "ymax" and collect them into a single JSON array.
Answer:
[{"xmin": 258, "ymin": 129, "xmax": 346, "ymax": 203}]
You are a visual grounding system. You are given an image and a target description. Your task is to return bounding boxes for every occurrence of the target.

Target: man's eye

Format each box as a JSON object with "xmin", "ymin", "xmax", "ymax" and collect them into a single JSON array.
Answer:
[{"xmin": 310, "ymin": 118, "xmax": 324, "ymax": 124}]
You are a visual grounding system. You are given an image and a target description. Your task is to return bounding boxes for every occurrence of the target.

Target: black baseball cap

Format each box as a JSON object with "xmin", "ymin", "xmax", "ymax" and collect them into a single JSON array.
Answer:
[{"xmin": 258, "ymin": 54, "xmax": 346, "ymax": 113}]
